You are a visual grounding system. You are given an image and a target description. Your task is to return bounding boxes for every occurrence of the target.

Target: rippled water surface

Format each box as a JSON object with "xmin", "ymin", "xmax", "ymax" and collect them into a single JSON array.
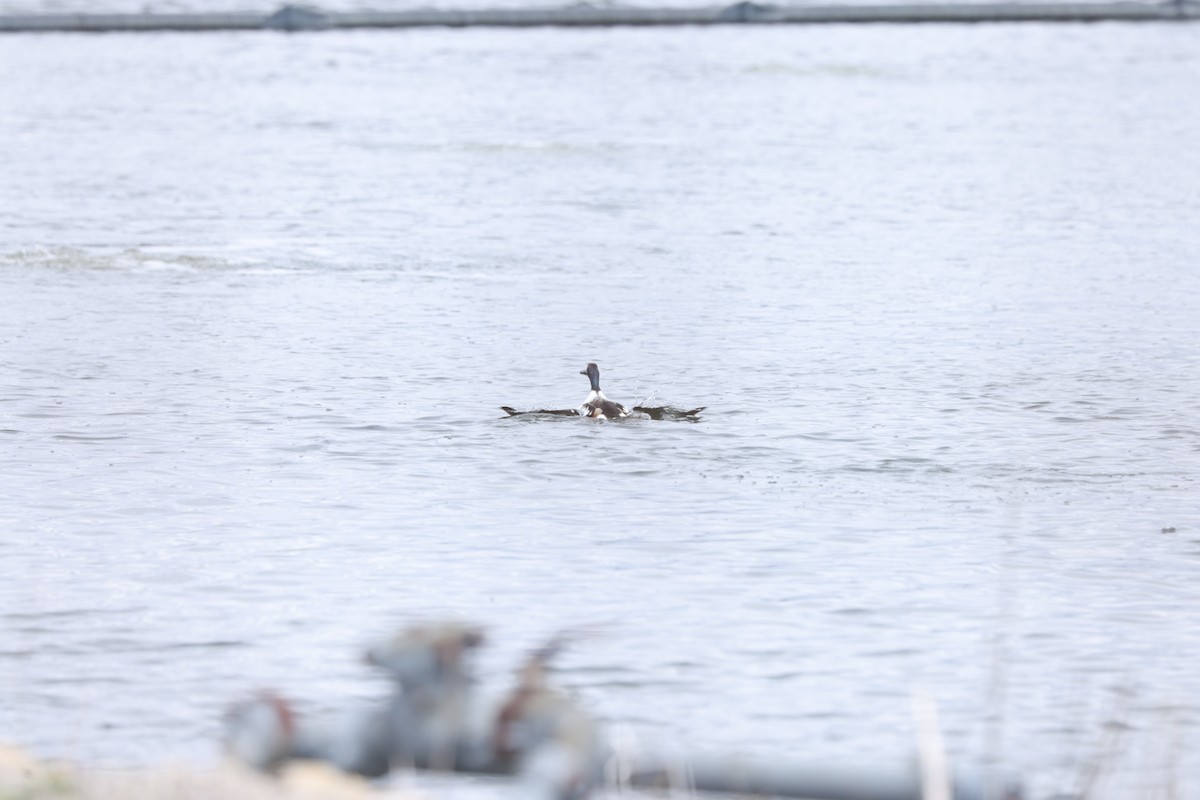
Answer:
[{"xmin": 3, "ymin": 22, "xmax": 1200, "ymax": 800}]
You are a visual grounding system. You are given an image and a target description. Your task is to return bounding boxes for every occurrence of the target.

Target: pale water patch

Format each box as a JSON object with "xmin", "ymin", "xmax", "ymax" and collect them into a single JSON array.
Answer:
[{"xmin": 2, "ymin": 246, "xmax": 220, "ymax": 273}]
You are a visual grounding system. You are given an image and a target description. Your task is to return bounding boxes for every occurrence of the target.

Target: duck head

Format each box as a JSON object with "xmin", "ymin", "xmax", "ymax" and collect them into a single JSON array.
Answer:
[{"xmin": 580, "ymin": 363, "xmax": 601, "ymax": 392}]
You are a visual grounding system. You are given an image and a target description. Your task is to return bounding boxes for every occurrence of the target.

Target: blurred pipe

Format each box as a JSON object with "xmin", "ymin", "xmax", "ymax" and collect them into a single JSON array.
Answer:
[{"xmin": 624, "ymin": 751, "xmax": 1003, "ymax": 800}]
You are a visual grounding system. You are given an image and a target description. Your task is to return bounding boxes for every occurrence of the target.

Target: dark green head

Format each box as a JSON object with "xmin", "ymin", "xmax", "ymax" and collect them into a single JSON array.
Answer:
[{"xmin": 580, "ymin": 363, "xmax": 601, "ymax": 392}]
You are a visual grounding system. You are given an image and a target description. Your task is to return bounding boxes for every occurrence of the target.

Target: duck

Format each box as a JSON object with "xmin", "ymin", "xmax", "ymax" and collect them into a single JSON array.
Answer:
[{"xmin": 578, "ymin": 363, "xmax": 630, "ymax": 420}]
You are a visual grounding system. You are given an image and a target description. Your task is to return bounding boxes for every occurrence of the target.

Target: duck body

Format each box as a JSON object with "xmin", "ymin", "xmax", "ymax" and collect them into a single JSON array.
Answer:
[
  {"xmin": 578, "ymin": 363, "xmax": 630, "ymax": 420},
  {"xmin": 579, "ymin": 389, "xmax": 630, "ymax": 420}
]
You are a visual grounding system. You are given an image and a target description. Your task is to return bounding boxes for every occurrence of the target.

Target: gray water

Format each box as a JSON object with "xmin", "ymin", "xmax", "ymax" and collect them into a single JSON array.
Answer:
[{"xmin": 2, "ymin": 22, "xmax": 1200, "ymax": 800}]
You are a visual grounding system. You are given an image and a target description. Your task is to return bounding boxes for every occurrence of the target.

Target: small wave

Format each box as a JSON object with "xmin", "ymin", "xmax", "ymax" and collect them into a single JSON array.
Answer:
[
  {"xmin": 744, "ymin": 62, "xmax": 892, "ymax": 79},
  {"xmin": 52, "ymin": 433, "xmax": 127, "ymax": 442},
  {"xmin": 1159, "ymin": 427, "xmax": 1198, "ymax": 438},
  {"xmin": 2, "ymin": 245, "xmax": 241, "ymax": 273}
]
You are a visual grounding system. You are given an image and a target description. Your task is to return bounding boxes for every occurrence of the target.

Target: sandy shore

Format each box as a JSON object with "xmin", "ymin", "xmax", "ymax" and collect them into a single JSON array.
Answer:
[{"xmin": 0, "ymin": 745, "xmax": 427, "ymax": 800}]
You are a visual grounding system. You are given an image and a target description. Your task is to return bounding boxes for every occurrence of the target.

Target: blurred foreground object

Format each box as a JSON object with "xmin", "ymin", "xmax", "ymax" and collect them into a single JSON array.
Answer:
[
  {"xmin": 224, "ymin": 622, "xmax": 1020, "ymax": 800},
  {"xmin": 0, "ymin": 743, "xmax": 426, "ymax": 800}
]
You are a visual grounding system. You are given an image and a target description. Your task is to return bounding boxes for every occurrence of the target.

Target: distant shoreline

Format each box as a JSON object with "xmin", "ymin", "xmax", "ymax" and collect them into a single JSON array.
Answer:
[{"xmin": 2, "ymin": 0, "xmax": 1197, "ymax": 32}]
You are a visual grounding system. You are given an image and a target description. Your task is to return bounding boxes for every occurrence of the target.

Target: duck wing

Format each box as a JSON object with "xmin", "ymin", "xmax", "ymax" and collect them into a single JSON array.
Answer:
[
  {"xmin": 632, "ymin": 405, "xmax": 704, "ymax": 421},
  {"xmin": 501, "ymin": 406, "xmax": 579, "ymax": 417}
]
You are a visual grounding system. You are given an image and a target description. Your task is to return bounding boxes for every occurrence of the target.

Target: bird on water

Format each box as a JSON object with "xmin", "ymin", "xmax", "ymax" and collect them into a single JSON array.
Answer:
[
  {"xmin": 499, "ymin": 363, "xmax": 702, "ymax": 420},
  {"xmin": 578, "ymin": 363, "xmax": 630, "ymax": 420}
]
